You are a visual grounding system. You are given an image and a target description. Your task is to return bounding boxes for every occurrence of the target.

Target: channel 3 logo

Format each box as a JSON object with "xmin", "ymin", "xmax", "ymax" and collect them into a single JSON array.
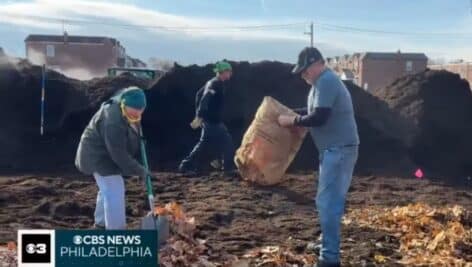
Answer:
[{"xmin": 18, "ymin": 230, "xmax": 55, "ymax": 267}]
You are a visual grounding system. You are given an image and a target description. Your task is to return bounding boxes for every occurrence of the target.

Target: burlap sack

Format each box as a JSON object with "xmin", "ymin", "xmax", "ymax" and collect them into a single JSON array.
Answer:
[{"xmin": 235, "ymin": 96, "xmax": 307, "ymax": 185}]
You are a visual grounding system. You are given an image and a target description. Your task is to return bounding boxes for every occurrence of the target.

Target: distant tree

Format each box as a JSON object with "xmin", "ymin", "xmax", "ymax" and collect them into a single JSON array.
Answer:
[
  {"xmin": 428, "ymin": 58, "xmax": 446, "ymax": 65},
  {"xmin": 148, "ymin": 57, "xmax": 175, "ymax": 72},
  {"xmin": 449, "ymin": 59, "xmax": 465, "ymax": 64}
]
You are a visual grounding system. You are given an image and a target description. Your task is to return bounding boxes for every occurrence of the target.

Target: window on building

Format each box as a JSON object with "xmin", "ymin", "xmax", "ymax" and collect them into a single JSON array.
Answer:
[
  {"xmin": 46, "ymin": 45, "xmax": 55, "ymax": 58},
  {"xmin": 406, "ymin": 61, "xmax": 413, "ymax": 72}
]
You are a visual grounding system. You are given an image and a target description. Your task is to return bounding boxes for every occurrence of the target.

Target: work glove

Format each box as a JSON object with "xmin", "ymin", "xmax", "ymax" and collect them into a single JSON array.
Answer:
[
  {"xmin": 190, "ymin": 117, "xmax": 203, "ymax": 129},
  {"xmin": 210, "ymin": 159, "xmax": 222, "ymax": 170}
]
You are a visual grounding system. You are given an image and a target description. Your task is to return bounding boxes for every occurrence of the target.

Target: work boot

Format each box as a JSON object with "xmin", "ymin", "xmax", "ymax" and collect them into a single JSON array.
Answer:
[
  {"xmin": 306, "ymin": 242, "xmax": 321, "ymax": 255},
  {"xmin": 210, "ymin": 159, "xmax": 223, "ymax": 170},
  {"xmin": 92, "ymin": 223, "xmax": 105, "ymax": 230},
  {"xmin": 307, "ymin": 234, "xmax": 323, "ymax": 254},
  {"xmin": 179, "ymin": 169, "xmax": 198, "ymax": 177},
  {"xmin": 178, "ymin": 163, "xmax": 198, "ymax": 176}
]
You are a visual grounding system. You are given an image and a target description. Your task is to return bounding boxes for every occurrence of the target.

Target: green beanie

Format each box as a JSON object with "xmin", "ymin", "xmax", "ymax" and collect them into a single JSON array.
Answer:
[
  {"xmin": 120, "ymin": 86, "xmax": 147, "ymax": 109},
  {"xmin": 213, "ymin": 61, "xmax": 232, "ymax": 73}
]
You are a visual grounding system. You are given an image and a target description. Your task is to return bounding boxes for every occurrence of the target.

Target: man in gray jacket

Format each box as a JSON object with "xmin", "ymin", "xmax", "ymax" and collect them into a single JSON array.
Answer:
[{"xmin": 75, "ymin": 86, "xmax": 150, "ymax": 229}]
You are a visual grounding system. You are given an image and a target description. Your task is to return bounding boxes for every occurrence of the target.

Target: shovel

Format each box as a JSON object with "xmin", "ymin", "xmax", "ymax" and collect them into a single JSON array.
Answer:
[{"xmin": 138, "ymin": 127, "xmax": 169, "ymax": 249}]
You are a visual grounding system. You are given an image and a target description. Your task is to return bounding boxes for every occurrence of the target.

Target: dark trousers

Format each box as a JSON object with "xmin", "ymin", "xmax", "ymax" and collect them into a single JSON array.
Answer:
[{"xmin": 179, "ymin": 122, "xmax": 235, "ymax": 171}]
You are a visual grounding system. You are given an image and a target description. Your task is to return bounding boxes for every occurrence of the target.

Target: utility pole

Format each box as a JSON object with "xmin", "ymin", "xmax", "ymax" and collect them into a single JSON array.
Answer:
[
  {"xmin": 40, "ymin": 64, "xmax": 46, "ymax": 136},
  {"xmin": 304, "ymin": 21, "xmax": 314, "ymax": 47}
]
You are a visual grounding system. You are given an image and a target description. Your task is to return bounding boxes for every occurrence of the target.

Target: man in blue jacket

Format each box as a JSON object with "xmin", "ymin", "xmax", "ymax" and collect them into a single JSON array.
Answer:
[
  {"xmin": 179, "ymin": 61, "xmax": 236, "ymax": 175},
  {"xmin": 279, "ymin": 47, "xmax": 359, "ymax": 267}
]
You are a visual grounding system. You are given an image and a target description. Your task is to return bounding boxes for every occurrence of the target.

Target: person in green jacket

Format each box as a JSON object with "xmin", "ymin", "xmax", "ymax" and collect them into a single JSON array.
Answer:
[{"xmin": 75, "ymin": 86, "xmax": 150, "ymax": 229}]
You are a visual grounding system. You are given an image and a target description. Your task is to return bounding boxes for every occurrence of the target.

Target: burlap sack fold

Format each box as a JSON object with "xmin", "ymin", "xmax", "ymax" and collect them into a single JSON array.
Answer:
[{"xmin": 235, "ymin": 96, "xmax": 307, "ymax": 185}]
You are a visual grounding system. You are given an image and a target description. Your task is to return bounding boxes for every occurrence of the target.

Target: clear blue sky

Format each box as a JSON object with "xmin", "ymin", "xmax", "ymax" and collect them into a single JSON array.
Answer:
[{"xmin": 0, "ymin": 0, "xmax": 471, "ymax": 64}]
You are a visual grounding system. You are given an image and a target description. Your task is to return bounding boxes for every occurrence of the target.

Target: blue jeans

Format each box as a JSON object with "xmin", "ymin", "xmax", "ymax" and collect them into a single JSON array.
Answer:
[
  {"xmin": 180, "ymin": 122, "xmax": 235, "ymax": 171},
  {"xmin": 316, "ymin": 145, "xmax": 358, "ymax": 263}
]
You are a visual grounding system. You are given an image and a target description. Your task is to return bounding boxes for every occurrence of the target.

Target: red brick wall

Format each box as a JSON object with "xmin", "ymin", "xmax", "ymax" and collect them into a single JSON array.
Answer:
[
  {"xmin": 360, "ymin": 57, "xmax": 427, "ymax": 92},
  {"xmin": 25, "ymin": 40, "xmax": 120, "ymax": 78}
]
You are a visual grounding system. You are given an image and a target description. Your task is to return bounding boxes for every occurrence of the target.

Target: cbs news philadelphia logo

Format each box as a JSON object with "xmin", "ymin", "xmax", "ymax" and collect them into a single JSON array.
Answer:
[{"xmin": 17, "ymin": 229, "xmax": 157, "ymax": 267}]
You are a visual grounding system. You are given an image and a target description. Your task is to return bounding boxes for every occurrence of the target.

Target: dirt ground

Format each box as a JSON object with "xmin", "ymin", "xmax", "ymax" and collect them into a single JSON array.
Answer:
[{"xmin": 0, "ymin": 172, "xmax": 470, "ymax": 266}]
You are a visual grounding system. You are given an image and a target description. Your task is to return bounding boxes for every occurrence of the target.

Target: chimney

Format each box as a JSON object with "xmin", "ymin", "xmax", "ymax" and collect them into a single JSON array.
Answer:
[{"xmin": 396, "ymin": 49, "xmax": 402, "ymax": 61}]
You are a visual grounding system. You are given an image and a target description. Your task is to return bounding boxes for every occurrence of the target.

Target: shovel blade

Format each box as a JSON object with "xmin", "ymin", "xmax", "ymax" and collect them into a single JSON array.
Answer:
[{"xmin": 141, "ymin": 214, "xmax": 170, "ymax": 246}]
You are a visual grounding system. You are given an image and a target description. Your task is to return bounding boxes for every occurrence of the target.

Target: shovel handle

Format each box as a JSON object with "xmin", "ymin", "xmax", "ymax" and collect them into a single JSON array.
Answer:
[
  {"xmin": 140, "ymin": 127, "xmax": 156, "ymax": 212},
  {"xmin": 139, "ymin": 127, "xmax": 160, "ymax": 267}
]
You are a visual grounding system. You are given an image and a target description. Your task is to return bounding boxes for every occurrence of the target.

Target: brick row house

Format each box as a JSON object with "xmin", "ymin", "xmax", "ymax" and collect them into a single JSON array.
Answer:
[
  {"xmin": 25, "ymin": 33, "xmax": 145, "ymax": 79},
  {"xmin": 328, "ymin": 51, "xmax": 428, "ymax": 92}
]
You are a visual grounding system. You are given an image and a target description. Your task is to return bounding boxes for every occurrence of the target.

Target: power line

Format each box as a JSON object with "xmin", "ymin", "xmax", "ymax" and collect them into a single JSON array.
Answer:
[
  {"xmin": 317, "ymin": 25, "xmax": 472, "ymax": 40},
  {"xmin": 0, "ymin": 13, "xmax": 306, "ymax": 32},
  {"xmin": 317, "ymin": 22, "xmax": 472, "ymax": 37},
  {"xmin": 3, "ymin": 12, "xmax": 472, "ymax": 40}
]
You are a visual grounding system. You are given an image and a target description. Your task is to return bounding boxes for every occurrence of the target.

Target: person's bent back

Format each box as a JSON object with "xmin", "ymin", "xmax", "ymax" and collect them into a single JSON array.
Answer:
[{"xmin": 75, "ymin": 87, "xmax": 149, "ymax": 230}]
